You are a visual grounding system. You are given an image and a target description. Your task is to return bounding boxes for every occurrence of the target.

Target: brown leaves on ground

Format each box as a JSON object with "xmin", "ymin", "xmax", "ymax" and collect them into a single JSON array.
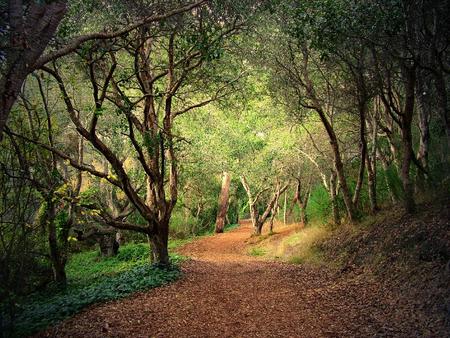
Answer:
[{"xmin": 36, "ymin": 218, "xmax": 449, "ymax": 338}]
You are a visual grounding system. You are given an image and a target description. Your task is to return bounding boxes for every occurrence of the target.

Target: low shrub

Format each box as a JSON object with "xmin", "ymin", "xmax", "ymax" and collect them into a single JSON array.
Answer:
[
  {"xmin": 116, "ymin": 243, "xmax": 149, "ymax": 262},
  {"xmin": 12, "ymin": 263, "xmax": 180, "ymax": 336},
  {"xmin": 2, "ymin": 242, "xmax": 182, "ymax": 337}
]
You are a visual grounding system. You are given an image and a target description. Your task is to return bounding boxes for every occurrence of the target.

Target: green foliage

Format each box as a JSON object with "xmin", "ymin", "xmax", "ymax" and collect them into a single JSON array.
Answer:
[
  {"xmin": 306, "ymin": 185, "xmax": 331, "ymax": 222},
  {"xmin": 3, "ymin": 243, "xmax": 182, "ymax": 337},
  {"xmin": 383, "ymin": 166, "xmax": 404, "ymax": 201},
  {"xmin": 248, "ymin": 247, "xmax": 266, "ymax": 257},
  {"xmin": 55, "ymin": 210, "xmax": 69, "ymax": 233},
  {"xmin": 143, "ymin": 131, "xmax": 161, "ymax": 158},
  {"xmin": 116, "ymin": 243, "xmax": 150, "ymax": 262},
  {"xmin": 79, "ymin": 187, "xmax": 100, "ymax": 207},
  {"xmin": 169, "ymin": 212, "xmax": 204, "ymax": 238}
]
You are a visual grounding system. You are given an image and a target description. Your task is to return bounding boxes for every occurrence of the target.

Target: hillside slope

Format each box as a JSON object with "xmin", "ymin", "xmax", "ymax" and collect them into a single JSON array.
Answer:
[{"xmin": 249, "ymin": 197, "xmax": 450, "ymax": 336}]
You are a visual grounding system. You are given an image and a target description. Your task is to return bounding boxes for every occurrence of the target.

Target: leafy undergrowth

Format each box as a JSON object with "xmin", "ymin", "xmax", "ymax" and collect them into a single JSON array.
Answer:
[{"xmin": 3, "ymin": 242, "xmax": 186, "ymax": 337}]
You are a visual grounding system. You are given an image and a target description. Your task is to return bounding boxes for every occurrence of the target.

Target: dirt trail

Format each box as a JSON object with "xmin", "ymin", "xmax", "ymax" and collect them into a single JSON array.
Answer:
[{"xmin": 37, "ymin": 221, "xmax": 432, "ymax": 337}]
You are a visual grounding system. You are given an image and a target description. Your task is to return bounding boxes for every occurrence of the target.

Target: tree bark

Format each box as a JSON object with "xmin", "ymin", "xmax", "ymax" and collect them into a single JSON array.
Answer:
[
  {"xmin": 416, "ymin": 67, "xmax": 431, "ymax": 190},
  {"xmin": 433, "ymin": 70, "xmax": 450, "ymax": 153},
  {"xmin": 400, "ymin": 66, "xmax": 416, "ymax": 213},
  {"xmin": 366, "ymin": 113, "xmax": 379, "ymax": 213},
  {"xmin": 299, "ymin": 48, "xmax": 357, "ymax": 223},
  {"xmin": 377, "ymin": 147, "xmax": 397, "ymax": 203},
  {"xmin": 0, "ymin": 1, "xmax": 67, "ymax": 140},
  {"xmin": 366, "ymin": 151, "xmax": 378, "ymax": 214},
  {"xmin": 150, "ymin": 223, "xmax": 169, "ymax": 266},
  {"xmin": 269, "ymin": 183, "xmax": 281, "ymax": 234},
  {"xmin": 256, "ymin": 184, "xmax": 288, "ymax": 235},
  {"xmin": 240, "ymin": 176, "xmax": 260, "ymax": 231},
  {"xmin": 75, "ymin": 227, "xmax": 121, "ymax": 257},
  {"xmin": 296, "ymin": 178, "xmax": 311, "ymax": 226},
  {"xmin": 215, "ymin": 172, "xmax": 231, "ymax": 233},
  {"xmin": 352, "ymin": 99, "xmax": 368, "ymax": 209},
  {"xmin": 241, "ymin": 177, "xmax": 288, "ymax": 235},
  {"xmin": 98, "ymin": 233, "xmax": 119, "ymax": 257},
  {"xmin": 46, "ymin": 198, "xmax": 67, "ymax": 287},
  {"xmin": 330, "ymin": 171, "xmax": 340, "ymax": 225}
]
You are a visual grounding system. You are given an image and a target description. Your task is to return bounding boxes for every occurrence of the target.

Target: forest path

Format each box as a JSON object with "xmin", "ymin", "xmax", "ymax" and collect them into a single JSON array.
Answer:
[{"xmin": 38, "ymin": 221, "xmax": 409, "ymax": 337}]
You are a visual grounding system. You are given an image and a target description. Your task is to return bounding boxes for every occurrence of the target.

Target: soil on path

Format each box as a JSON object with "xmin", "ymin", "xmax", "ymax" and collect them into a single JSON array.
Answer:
[{"xmin": 36, "ymin": 221, "xmax": 443, "ymax": 337}]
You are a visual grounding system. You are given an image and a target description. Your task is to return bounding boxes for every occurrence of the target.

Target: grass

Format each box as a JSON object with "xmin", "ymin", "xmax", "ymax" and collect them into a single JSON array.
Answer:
[
  {"xmin": 248, "ymin": 247, "xmax": 267, "ymax": 257},
  {"xmin": 288, "ymin": 246, "xmax": 326, "ymax": 265},
  {"xmin": 3, "ymin": 241, "xmax": 187, "ymax": 337},
  {"xmin": 277, "ymin": 223, "xmax": 330, "ymax": 263},
  {"xmin": 247, "ymin": 222, "xmax": 332, "ymax": 266}
]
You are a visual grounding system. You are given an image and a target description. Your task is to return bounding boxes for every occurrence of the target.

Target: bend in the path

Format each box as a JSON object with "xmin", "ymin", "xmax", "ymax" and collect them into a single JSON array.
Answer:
[{"xmin": 176, "ymin": 220, "xmax": 256, "ymax": 262}]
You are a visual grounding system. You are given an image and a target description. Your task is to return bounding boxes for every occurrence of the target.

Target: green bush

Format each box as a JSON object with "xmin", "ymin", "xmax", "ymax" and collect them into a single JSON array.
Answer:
[
  {"xmin": 169, "ymin": 212, "xmax": 200, "ymax": 238},
  {"xmin": 116, "ymin": 243, "xmax": 149, "ymax": 262}
]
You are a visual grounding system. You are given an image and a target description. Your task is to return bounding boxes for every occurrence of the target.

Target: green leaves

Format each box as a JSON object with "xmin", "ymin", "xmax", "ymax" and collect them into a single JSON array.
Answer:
[
  {"xmin": 78, "ymin": 186, "xmax": 100, "ymax": 207},
  {"xmin": 143, "ymin": 131, "xmax": 161, "ymax": 158},
  {"xmin": 7, "ymin": 245, "xmax": 181, "ymax": 337},
  {"xmin": 94, "ymin": 106, "xmax": 105, "ymax": 117}
]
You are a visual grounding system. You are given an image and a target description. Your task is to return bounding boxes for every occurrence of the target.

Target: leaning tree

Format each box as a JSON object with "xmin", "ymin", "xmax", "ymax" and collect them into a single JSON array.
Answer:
[{"xmin": 13, "ymin": 1, "xmax": 249, "ymax": 265}]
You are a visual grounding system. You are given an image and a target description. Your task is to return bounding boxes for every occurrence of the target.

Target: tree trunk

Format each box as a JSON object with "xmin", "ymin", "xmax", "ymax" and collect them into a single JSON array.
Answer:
[
  {"xmin": 299, "ymin": 206, "xmax": 306, "ymax": 225},
  {"xmin": 269, "ymin": 212, "xmax": 276, "ymax": 234},
  {"xmin": 416, "ymin": 68, "xmax": 431, "ymax": 191},
  {"xmin": 99, "ymin": 233, "xmax": 118, "ymax": 257},
  {"xmin": 215, "ymin": 172, "xmax": 231, "ymax": 233},
  {"xmin": 150, "ymin": 223, "xmax": 169, "ymax": 266},
  {"xmin": 51, "ymin": 258, "xmax": 67, "ymax": 288},
  {"xmin": 241, "ymin": 176, "xmax": 288, "ymax": 236},
  {"xmin": 249, "ymin": 202, "xmax": 259, "ymax": 231},
  {"xmin": 333, "ymin": 150, "xmax": 356, "ymax": 222},
  {"xmin": 296, "ymin": 179, "xmax": 310, "ymax": 226},
  {"xmin": 269, "ymin": 184, "xmax": 281, "ymax": 234},
  {"xmin": 0, "ymin": 1, "xmax": 67, "ymax": 140},
  {"xmin": 283, "ymin": 191, "xmax": 287, "ymax": 224},
  {"xmin": 330, "ymin": 171, "xmax": 340, "ymax": 225},
  {"xmin": 46, "ymin": 199, "xmax": 67, "ymax": 287},
  {"xmin": 434, "ymin": 70, "xmax": 450, "ymax": 153},
  {"xmin": 302, "ymin": 64, "xmax": 356, "ymax": 222},
  {"xmin": 366, "ymin": 152, "xmax": 378, "ymax": 214},
  {"xmin": 315, "ymin": 105, "xmax": 356, "ymax": 221},
  {"xmin": 353, "ymin": 99, "xmax": 367, "ymax": 209},
  {"xmin": 240, "ymin": 176, "xmax": 259, "ymax": 231},
  {"xmin": 255, "ymin": 220, "xmax": 264, "ymax": 235},
  {"xmin": 400, "ymin": 66, "xmax": 416, "ymax": 213},
  {"xmin": 256, "ymin": 184, "xmax": 288, "ymax": 235},
  {"xmin": 366, "ymin": 114, "xmax": 379, "ymax": 213}
]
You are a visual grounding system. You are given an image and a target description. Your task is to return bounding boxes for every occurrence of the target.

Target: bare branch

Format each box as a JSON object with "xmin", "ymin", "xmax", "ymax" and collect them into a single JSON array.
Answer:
[{"xmin": 6, "ymin": 129, "xmax": 121, "ymax": 187}]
